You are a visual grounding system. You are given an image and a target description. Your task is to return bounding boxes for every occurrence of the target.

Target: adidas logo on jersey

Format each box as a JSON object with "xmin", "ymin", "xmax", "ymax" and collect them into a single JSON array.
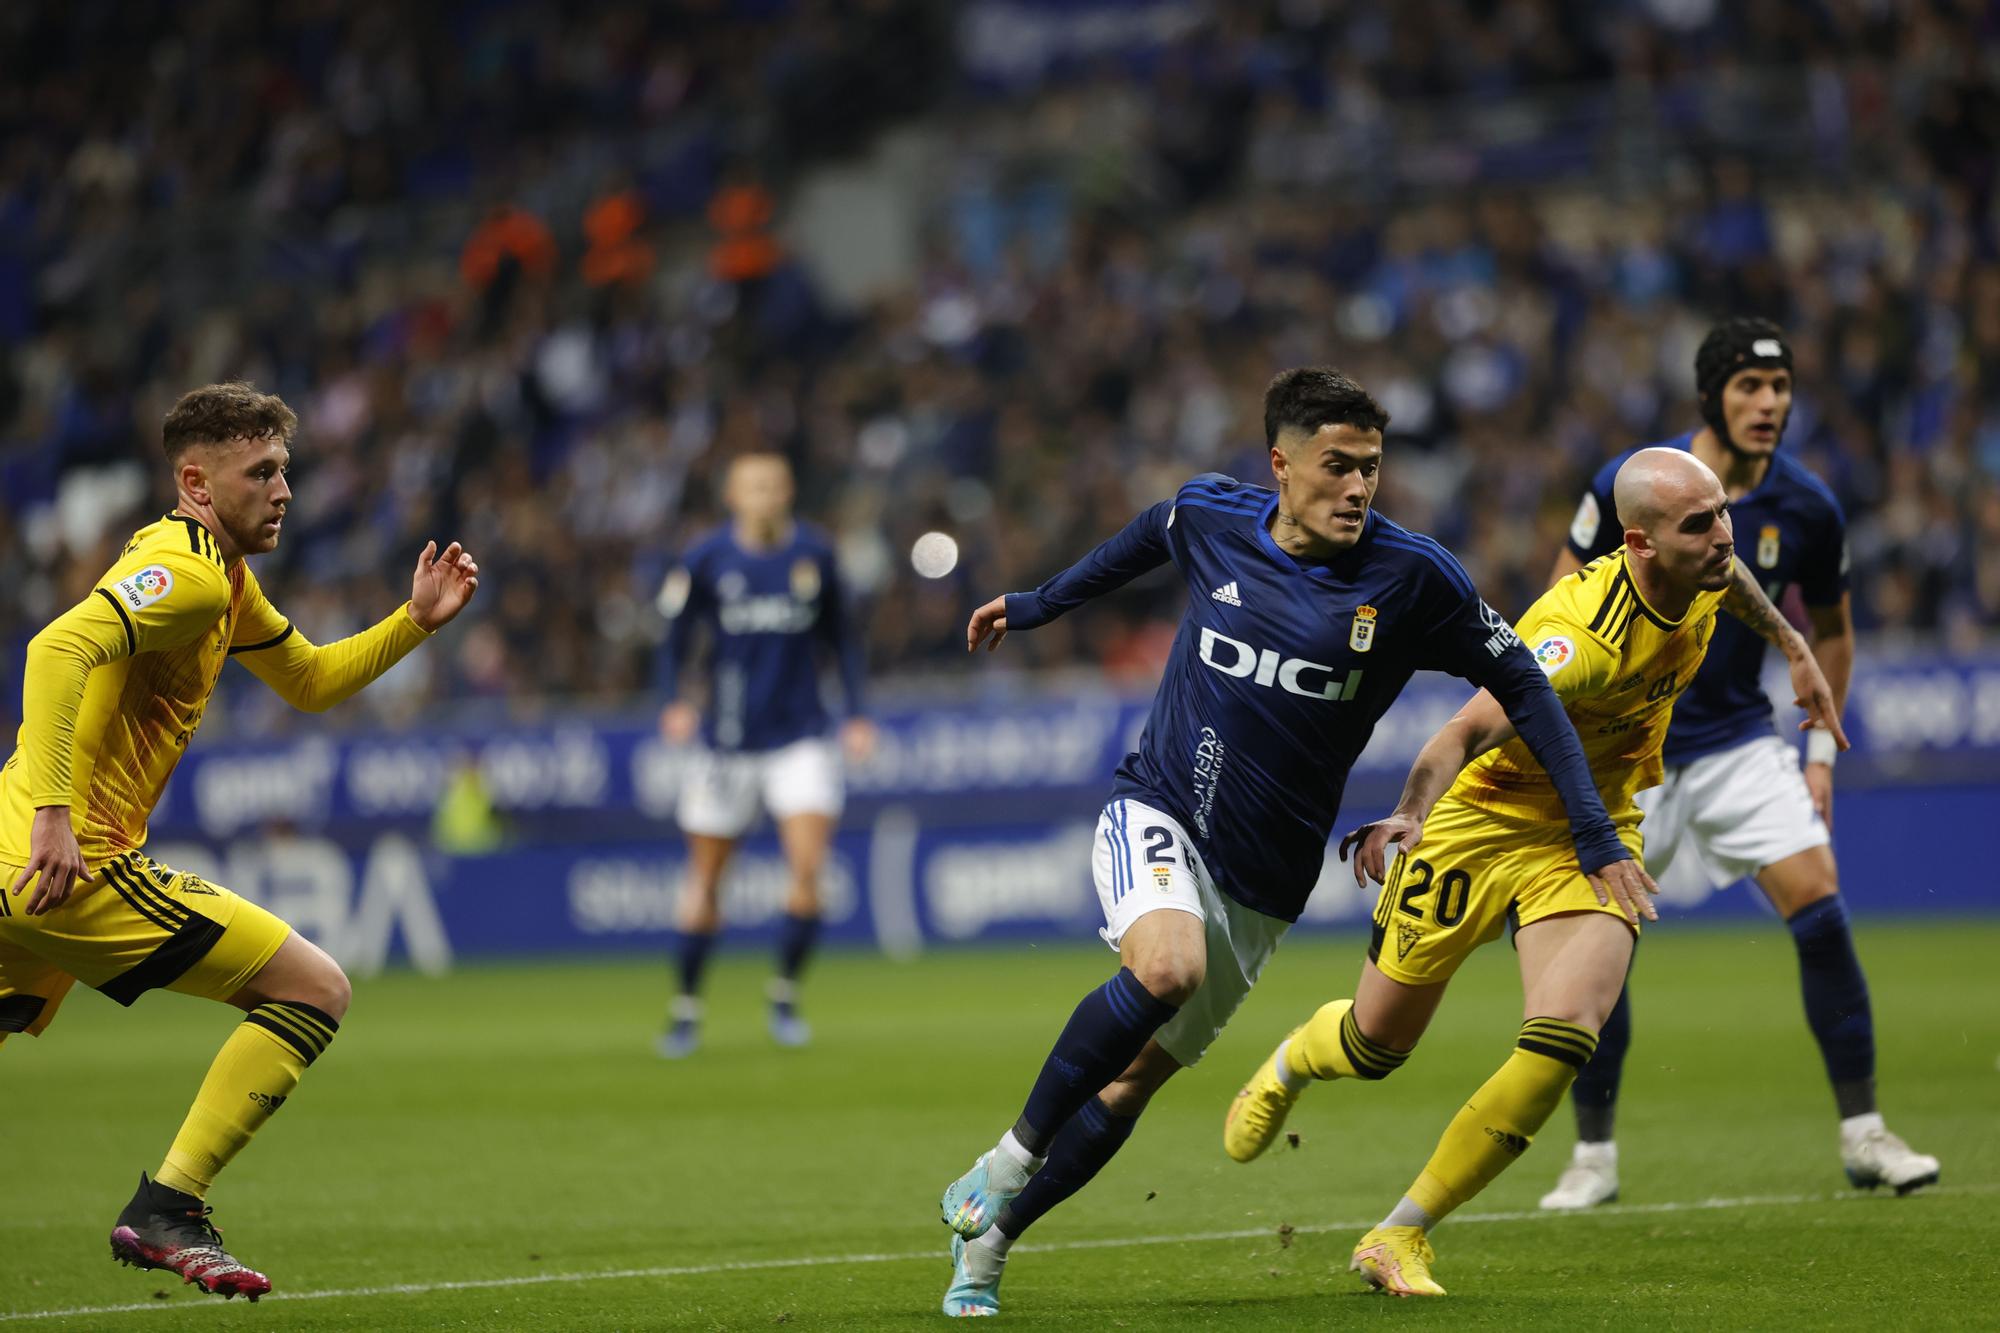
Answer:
[{"xmin": 1211, "ymin": 581, "xmax": 1243, "ymax": 606}]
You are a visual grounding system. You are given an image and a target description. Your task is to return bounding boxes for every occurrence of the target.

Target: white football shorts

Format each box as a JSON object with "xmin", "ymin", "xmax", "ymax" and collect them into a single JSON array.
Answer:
[
  {"xmin": 1638, "ymin": 733, "xmax": 1830, "ymax": 893},
  {"xmin": 1091, "ymin": 797, "xmax": 1289, "ymax": 1067},
  {"xmin": 677, "ymin": 737, "xmax": 844, "ymax": 839}
]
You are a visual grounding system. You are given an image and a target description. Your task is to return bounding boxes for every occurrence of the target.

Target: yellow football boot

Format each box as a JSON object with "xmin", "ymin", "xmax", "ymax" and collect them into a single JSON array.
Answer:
[
  {"xmin": 1350, "ymin": 1225, "xmax": 1445, "ymax": 1297},
  {"xmin": 1223, "ymin": 1027, "xmax": 1306, "ymax": 1163}
]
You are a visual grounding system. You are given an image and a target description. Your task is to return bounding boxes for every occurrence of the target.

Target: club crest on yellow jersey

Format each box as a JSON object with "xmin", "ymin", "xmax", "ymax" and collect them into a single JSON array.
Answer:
[
  {"xmin": 1349, "ymin": 604, "xmax": 1378, "ymax": 653},
  {"xmin": 1757, "ymin": 524, "xmax": 1781, "ymax": 568}
]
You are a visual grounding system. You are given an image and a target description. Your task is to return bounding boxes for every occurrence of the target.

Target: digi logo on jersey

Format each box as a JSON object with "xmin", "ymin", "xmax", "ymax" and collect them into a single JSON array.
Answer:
[
  {"xmin": 718, "ymin": 593, "xmax": 817, "ymax": 634},
  {"xmin": 1198, "ymin": 628, "xmax": 1364, "ymax": 701}
]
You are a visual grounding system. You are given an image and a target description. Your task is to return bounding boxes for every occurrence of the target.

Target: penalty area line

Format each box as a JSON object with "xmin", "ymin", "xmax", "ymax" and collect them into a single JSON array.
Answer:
[{"xmin": 4, "ymin": 1182, "xmax": 1991, "ymax": 1323}]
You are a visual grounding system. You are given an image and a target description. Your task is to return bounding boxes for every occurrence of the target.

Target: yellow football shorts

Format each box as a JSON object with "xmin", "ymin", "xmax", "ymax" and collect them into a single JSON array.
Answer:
[
  {"xmin": 1368, "ymin": 793, "xmax": 1644, "ymax": 987},
  {"xmin": 0, "ymin": 851, "xmax": 291, "ymax": 1040}
]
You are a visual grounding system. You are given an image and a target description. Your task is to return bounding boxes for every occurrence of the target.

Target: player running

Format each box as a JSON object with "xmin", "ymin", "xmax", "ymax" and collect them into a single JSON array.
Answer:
[
  {"xmin": 1, "ymin": 383, "xmax": 479, "ymax": 1300},
  {"xmin": 1224, "ymin": 447, "xmax": 1847, "ymax": 1298},
  {"xmin": 1538, "ymin": 317, "xmax": 1938, "ymax": 1209},
  {"xmin": 934, "ymin": 368, "xmax": 1656, "ymax": 1318},
  {"xmin": 654, "ymin": 452, "xmax": 871, "ymax": 1056}
]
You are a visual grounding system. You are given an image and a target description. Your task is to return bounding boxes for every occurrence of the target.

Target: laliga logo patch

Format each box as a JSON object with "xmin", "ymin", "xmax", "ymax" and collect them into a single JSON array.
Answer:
[
  {"xmin": 1349, "ymin": 605, "xmax": 1378, "ymax": 653},
  {"xmin": 1569, "ymin": 492, "xmax": 1600, "ymax": 549},
  {"xmin": 1532, "ymin": 636, "xmax": 1574, "ymax": 676},
  {"xmin": 1757, "ymin": 524, "xmax": 1781, "ymax": 569},
  {"xmin": 113, "ymin": 565, "xmax": 174, "ymax": 612}
]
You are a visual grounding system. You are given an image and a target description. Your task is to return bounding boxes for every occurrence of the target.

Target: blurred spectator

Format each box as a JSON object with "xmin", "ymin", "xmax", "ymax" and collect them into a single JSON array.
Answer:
[{"xmin": 0, "ymin": 0, "xmax": 1995, "ymax": 740}]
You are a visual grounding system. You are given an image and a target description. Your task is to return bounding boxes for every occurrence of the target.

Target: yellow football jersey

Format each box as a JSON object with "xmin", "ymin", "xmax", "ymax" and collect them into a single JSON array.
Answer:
[
  {"xmin": 1450, "ymin": 550, "xmax": 1725, "ymax": 824},
  {"xmin": 2, "ymin": 512, "xmax": 429, "ymax": 864}
]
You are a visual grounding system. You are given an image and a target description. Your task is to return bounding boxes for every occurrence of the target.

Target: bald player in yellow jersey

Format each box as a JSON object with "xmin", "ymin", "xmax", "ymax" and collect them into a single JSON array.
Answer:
[
  {"xmin": 0, "ymin": 383, "xmax": 479, "ymax": 1301},
  {"xmin": 1220, "ymin": 448, "xmax": 1848, "ymax": 1297}
]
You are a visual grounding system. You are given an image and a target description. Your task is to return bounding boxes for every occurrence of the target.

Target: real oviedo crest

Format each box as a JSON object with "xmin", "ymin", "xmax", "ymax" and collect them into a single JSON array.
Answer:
[
  {"xmin": 1756, "ymin": 524, "xmax": 1781, "ymax": 569},
  {"xmin": 1349, "ymin": 604, "xmax": 1378, "ymax": 653}
]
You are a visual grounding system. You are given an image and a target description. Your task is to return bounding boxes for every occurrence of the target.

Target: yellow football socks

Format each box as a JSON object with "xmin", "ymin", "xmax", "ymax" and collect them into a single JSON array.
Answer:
[
  {"xmin": 1405, "ymin": 1017, "xmax": 1597, "ymax": 1221},
  {"xmin": 1284, "ymin": 998, "xmax": 1411, "ymax": 1082},
  {"xmin": 155, "ymin": 1002, "xmax": 338, "ymax": 1199}
]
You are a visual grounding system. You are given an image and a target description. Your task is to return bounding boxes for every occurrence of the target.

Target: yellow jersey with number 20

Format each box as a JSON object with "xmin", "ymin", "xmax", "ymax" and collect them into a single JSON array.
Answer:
[{"xmin": 1450, "ymin": 549, "xmax": 1726, "ymax": 826}]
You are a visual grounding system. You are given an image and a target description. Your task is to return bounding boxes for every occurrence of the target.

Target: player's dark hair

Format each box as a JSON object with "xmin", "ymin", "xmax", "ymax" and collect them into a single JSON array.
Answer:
[
  {"xmin": 162, "ymin": 382, "xmax": 298, "ymax": 462},
  {"xmin": 1262, "ymin": 368, "xmax": 1389, "ymax": 447}
]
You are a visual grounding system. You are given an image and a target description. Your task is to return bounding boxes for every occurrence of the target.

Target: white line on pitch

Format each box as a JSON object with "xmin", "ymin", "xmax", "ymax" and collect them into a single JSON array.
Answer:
[{"xmin": 4, "ymin": 1182, "xmax": 1991, "ymax": 1324}]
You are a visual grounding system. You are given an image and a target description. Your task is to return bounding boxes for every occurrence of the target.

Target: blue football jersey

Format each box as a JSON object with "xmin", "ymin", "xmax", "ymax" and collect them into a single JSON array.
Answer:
[
  {"xmin": 1007, "ymin": 473, "xmax": 1626, "ymax": 923},
  {"xmin": 1565, "ymin": 432, "xmax": 1847, "ymax": 766},
  {"xmin": 656, "ymin": 523, "xmax": 865, "ymax": 753}
]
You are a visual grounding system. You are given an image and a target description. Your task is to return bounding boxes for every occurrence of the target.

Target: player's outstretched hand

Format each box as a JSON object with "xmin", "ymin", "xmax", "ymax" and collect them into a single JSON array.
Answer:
[
  {"xmin": 410, "ymin": 540, "xmax": 480, "ymax": 632},
  {"xmin": 967, "ymin": 595, "xmax": 1009, "ymax": 653},
  {"xmin": 840, "ymin": 717, "xmax": 878, "ymax": 763},
  {"xmin": 1586, "ymin": 856, "xmax": 1659, "ymax": 925},
  {"xmin": 1788, "ymin": 653, "xmax": 1849, "ymax": 751},
  {"xmin": 1339, "ymin": 812, "xmax": 1424, "ymax": 889},
  {"xmin": 13, "ymin": 805, "xmax": 90, "ymax": 916},
  {"xmin": 660, "ymin": 702, "xmax": 699, "ymax": 745}
]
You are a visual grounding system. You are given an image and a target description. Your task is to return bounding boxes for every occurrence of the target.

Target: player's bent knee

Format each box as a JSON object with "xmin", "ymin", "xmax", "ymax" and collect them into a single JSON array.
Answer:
[{"xmin": 1128, "ymin": 956, "xmax": 1203, "ymax": 1007}]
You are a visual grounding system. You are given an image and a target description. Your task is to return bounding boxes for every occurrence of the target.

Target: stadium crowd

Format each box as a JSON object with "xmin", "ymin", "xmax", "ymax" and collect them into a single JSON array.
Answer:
[{"xmin": 2, "ymin": 0, "xmax": 1996, "ymax": 733}]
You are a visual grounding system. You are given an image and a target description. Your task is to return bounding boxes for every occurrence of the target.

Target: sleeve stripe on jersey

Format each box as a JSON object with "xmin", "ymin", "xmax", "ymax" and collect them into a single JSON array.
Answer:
[
  {"xmin": 228, "ymin": 623, "xmax": 296, "ymax": 656},
  {"xmin": 1178, "ymin": 482, "xmax": 1265, "ymax": 513},
  {"xmin": 1177, "ymin": 493, "xmax": 1265, "ymax": 517},
  {"xmin": 1373, "ymin": 532, "xmax": 1474, "ymax": 600},
  {"xmin": 94, "ymin": 587, "xmax": 138, "ymax": 656}
]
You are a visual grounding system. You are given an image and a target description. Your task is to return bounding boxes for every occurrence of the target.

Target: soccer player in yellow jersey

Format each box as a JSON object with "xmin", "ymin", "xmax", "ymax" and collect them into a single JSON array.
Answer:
[
  {"xmin": 1221, "ymin": 447, "xmax": 1848, "ymax": 1297},
  {"xmin": 0, "ymin": 383, "xmax": 479, "ymax": 1301}
]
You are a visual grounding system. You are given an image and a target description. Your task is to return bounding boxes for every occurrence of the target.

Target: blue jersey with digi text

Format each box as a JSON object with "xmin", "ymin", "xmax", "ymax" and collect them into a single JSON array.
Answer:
[
  {"xmin": 656, "ymin": 523, "xmax": 865, "ymax": 753},
  {"xmin": 1005, "ymin": 474, "xmax": 1626, "ymax": 924},
  {"xmin": 1565, "ymin": 432, "xmax": 1847, "ymax": 766}
]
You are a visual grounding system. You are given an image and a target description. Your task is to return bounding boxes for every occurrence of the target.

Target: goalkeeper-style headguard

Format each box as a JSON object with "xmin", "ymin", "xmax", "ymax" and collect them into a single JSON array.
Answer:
[{"xmin": 1695, "ymin": 316, "xmax": 1792, "ymax": 450}]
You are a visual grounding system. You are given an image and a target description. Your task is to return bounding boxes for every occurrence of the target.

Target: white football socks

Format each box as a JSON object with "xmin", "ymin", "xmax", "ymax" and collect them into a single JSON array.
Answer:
[
  {"xmin": 1380, "ymin": 1195, "xmax": 1437, "ymax": 1231},
  {"xmin": 1272, "ymin": 1039, "xmax": 1308, "ymax": 1092},
  {"xmin": 1840, "ymin": 1111, "xmax": 1886, "ymax": 1144},
  {"xmin": 993, "ymin": 1129, "xmax": 1045, "ymax": 1188}
]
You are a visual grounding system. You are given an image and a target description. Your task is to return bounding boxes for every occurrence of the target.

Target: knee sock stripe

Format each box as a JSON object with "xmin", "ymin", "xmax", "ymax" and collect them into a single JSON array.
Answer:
[
  {"xmin": 1339, "ymin": 1007, "xmax": 1407, "ymax": 1066},
  {"xmin": 251, "ymin": 1002, "xmax": 331, "ymax": 1047},
  {"xmin": 247, "ymin": 1006, "xmax": 328, "ymax": 1055},
  {"xmin": 262, "ymin": 1006, "xmax": 337, "ymax": 1048},
  {"xmin": 268, "ymin": 999, "xmax": 341, "ymax": 1035},
  {"xmin": 1101, "ymin": 978, "xmax": 1141, "ymax": 1026},
  {"xmin": 246, "ymin": 1006, "xmax": 331, "ymax": 1063},
  {"xmin": 1338, "ymin": 1009, "xmax": 1408, "ymax": 1079},
  {"xmin": 242, "ymin": 1013, "xmax": 323, "ymax": 1065},
  {"xmin": 1517, "ymin": 1018, "xmax": 1598, "ymax": 1069}
]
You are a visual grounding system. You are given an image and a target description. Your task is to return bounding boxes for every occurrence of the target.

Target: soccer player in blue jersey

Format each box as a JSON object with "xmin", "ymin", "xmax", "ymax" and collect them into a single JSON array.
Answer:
[
  {"xmin": 654, "ymin": 453, "xmax": 872, "ymax": 1056},
  {"xmin": 1536, "ymin": 317, "xmax": 1939, "ymax": 1207},
  {"xmin": 933, "ymin": 368, "xmax": 1657, "ymax": 1318}
]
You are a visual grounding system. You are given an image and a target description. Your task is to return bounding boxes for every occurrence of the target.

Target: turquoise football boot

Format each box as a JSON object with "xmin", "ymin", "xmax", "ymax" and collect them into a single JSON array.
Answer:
[
  {"xmin": 939, "ymin": 1150, "xmax": 1023, "ymax": 1239},
  {"xmin": 941, "ymin": 1234, "xmax": 1004, "ymax": 1318}
]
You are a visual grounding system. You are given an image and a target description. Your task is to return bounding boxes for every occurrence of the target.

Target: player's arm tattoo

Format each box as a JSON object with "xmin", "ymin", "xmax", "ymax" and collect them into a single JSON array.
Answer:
[{"xmin": 1720, "ymin": 557, "xmax": 1807, "ymax": 659}]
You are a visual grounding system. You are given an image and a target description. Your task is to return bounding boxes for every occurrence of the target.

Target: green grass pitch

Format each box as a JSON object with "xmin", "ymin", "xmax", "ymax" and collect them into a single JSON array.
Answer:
[{"xmin": 3, "ymin": 920, "xmax": 1996, "ymax": 1330}]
